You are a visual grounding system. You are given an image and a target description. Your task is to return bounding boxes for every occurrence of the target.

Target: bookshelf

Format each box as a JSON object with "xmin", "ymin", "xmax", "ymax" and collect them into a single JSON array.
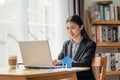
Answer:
[
  {"xmin": 85, "ymin": 0, "xmax": 120, "ymax": 77},
  {"xmin": 86, "ymin": 10, "xmax": 120, "ymax": 77},
  {"xmin": 97, "ymin": 42, "xmax": 120, "ymax": 47},
  {"xmin": 106, "ymin": 71, "xmax": 120, "ymax": 76}
]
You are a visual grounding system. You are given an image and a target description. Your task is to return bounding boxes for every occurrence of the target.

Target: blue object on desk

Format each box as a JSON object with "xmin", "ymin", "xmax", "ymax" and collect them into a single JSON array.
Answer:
[{"xmin": 61, "ymin": 56, "xmax": 72, "ymax": 68}]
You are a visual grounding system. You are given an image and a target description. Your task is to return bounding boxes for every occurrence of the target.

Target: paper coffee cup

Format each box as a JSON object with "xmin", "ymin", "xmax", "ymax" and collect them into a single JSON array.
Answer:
[{"xmin": 8, "ymin": 55, "xmax": 17, "ymax": 69}]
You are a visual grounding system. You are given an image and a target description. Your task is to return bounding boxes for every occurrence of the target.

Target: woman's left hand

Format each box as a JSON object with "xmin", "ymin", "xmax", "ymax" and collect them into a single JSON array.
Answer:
[{"xmin": 53, "ymin": 59, "xmax": 62, "ymax": 66}]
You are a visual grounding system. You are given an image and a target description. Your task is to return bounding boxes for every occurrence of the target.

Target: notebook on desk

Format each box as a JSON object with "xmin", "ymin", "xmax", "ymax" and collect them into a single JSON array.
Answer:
[{"xmin": 19, "ymin": 40, "xmax": 62, "ymax": 69}]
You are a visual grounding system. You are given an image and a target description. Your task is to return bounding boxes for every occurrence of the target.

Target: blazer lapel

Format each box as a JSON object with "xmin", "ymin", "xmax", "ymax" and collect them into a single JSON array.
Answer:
[{"xmin": 68, "ymin": 42, "xmax": 72, "ymax": 58}]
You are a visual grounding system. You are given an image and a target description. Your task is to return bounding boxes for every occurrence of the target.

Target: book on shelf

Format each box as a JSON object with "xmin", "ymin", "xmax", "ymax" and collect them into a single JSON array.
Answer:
[
  {"xmin": 104, "ymin": 5, "xmax": 110, "ymax": 20},
  {"xmin": 101, "ymin": 26, "xmax": 107, "ymax": 42},
  {"xmin": 118, "ymin": 27, "xmax": 120, "ymax": 41},
  {"xmin": 114, "ymin": 0, "xmax": 118, "ymax": 20},
  {"xmin": 88, "ymin": 4, "xmax": 100, "ymax": 22},
  {"xmin": 99, "ymin": 4, "xmax": 105, "ymax": 20},
  {"xmin": 117, "ymin": 6, "xmax": 120, "ymax": 20},
  {"xmin": 107, "ymin": 27, "xmax": 113, "ymax": 42},
  {"xmin": 110, "ymin": 53, "xmax": 117, "ymax": 71},
  {"xmin": 112, "ymin": 27, "xmax": 118, "ymax": 42},
  {"xmin": 109, "ymin": 4, "xmax": 114, "ymax": 20},
  {"xmin": 96, "ymin": 25, "xmax": 102, "ymax": 42},
  {"xmin": 91, "ymin": 27, "xmax": 96, "ymax": 42}
]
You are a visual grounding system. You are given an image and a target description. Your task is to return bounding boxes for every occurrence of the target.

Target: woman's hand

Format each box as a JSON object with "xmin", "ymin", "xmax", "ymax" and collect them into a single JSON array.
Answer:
[{"xmin": 53, "ymin": 59, "xmax": 62, "ymax": 66}]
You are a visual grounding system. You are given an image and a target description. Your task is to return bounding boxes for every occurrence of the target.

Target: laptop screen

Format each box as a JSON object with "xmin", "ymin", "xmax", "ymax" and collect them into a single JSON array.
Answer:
[{"xmin": 19, "ymin": 40, "xmax": 54, "ymax": 68}]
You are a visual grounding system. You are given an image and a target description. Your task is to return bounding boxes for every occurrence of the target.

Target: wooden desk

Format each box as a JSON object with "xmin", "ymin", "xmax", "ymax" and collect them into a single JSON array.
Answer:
[{"xmin": 0, "ymin": 67, "xmax": 90, "ymax": 80}]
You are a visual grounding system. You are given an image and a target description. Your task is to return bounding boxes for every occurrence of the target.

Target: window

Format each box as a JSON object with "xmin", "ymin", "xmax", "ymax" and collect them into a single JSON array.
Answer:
[{"xmin": 0, "ymin": 0, "xmax": 69, "ymax": 67}]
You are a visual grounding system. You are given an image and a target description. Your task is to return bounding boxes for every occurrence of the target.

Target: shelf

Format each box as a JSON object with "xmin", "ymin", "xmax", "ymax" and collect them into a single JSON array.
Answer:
[
  {"xmin": 97, "ymin": 42, "xmax": 120, "ymax": 47},
  {"xmin": 92, "ymin": 20, "xmax": 120, "ymax": 26},
  {"xmin": 95, "ymin": 1, "xmax": 113, "ymax": 5},
  {"xmin": 106, "ymin": 71, "xmax": 120, "ymax": 76}
]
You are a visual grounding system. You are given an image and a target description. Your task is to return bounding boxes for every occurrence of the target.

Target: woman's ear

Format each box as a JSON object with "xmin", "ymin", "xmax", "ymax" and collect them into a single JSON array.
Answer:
[{"xmin": 80, "ymin": 25, "xmax": 83, "ymax": 31}]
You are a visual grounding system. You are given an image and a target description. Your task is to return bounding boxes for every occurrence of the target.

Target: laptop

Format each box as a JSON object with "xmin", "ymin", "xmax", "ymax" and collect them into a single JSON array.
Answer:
[{"xmin": 19, "ymin": 40, "xmax": 61, "ymax": 69}]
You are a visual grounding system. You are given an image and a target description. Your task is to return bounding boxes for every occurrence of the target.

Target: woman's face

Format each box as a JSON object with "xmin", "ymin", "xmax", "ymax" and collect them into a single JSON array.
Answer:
[{"xmin": 66, "ymin": 21, "xmax": 82, "ymax": 39}]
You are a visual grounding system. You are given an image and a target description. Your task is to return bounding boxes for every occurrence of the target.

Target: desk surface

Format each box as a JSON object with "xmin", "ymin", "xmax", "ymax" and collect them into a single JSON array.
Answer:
[
  {"xmin": 0, "ymin": 67, "xmax": 90, "ymax": 76},
  {"xmin": 0, "ymin": 67, "xmax": 90, "ymax": 80}
]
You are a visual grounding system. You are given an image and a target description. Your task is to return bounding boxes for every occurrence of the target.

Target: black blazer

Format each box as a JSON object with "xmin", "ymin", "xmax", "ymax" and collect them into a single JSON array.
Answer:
[{"xmin": 58, "ymin": 37, "xmax": 96, "ymax": 80}]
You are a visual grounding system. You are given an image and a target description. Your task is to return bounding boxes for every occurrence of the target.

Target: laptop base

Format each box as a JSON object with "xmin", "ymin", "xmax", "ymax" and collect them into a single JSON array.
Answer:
[{"xmin": 25, "ymin": 66, "xmax": 62, "ymax": 69}]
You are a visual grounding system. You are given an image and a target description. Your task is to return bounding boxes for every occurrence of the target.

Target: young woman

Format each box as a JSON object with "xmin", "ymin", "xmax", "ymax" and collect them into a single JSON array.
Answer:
[{"xmin": 53, "ymin": 15, "xmax": 96, "ymax": 80}]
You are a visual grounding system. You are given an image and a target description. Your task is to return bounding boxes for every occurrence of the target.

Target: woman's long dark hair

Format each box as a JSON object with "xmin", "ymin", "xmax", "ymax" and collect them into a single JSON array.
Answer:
[{"xmin": 66, "ymin": 15, "xmax": 90, "ymax": 39}]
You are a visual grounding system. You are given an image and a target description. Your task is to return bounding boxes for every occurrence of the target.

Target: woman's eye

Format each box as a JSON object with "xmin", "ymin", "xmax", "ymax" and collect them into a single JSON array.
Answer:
[
  {"xmin": 67, "ymin": 27, "xmax": 69, "ymax": 30},
  {"xmin": 67, "ymin": 26, "xmax": 76, "ymax": 30},
  {"xmin": 71, "ymin": 27, "xmax": 75, "ymax": 29}
]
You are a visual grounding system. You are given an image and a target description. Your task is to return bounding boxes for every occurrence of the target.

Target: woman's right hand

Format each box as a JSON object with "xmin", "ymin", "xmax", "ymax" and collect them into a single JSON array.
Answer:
[{"xmin": 53, "ymin": 59, "xmax": 62, "ymax": 66}]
